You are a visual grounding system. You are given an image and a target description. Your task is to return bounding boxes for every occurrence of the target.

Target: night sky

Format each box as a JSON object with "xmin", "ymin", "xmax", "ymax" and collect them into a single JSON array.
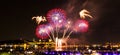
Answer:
[{"xmin": 0, "ymin": 0, "xmax": 120, "ymax": 44}]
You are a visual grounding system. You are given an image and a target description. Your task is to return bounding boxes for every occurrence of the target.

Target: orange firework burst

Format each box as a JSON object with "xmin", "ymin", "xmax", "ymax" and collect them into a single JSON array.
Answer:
[
  {"xmin": 32, "ymin": 16, "xmax": 47, "ymax": 24},
  {"xmin": 79, "ymin": 9, "xmax": 93, "ymax": 19}
]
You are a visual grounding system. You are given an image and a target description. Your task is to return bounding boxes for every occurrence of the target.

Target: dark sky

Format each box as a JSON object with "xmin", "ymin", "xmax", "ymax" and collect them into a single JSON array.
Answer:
[{"xmin": 0, "ymin": 0, "xmax": 120, "ymax": 44}]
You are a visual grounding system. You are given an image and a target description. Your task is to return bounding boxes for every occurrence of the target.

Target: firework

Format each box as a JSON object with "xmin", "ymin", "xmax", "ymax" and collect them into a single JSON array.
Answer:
[
  {"xmin": 79, "ymin": 9, "xmax": 93, "ymax": 19},
  {"xmin": 55, "ymin": 37, "xmax": 67, "ymax": 51},
  {"xmin": 55, "ymin": 37, "xmax": 62, "ymax": 51},
  {"xmin": 32, "ymin": 8, "xmax": 92, "ymax": 51},
  {"xmin": 45, "ymin": 24, "xmax": 56, "ymax": 41},
  {"xmin": 32, "ymin": 16, "xmax": 47, "ymax": 24},
  {"xmin": 74, "ymin": 19, "xmax": 89, "ymax": 32},
  {"xmin": 46, "ymin": 24, "xmax": 55, "ymax": 32},
  {"xmin": 46, "ymin": 8, "xmax": 67, "ymax": 38},
  {"xmin": 47, "ymin": 8, "xmax": 66, "ymax": 27},
  {"xmin": 65, "ymin": 20, "xmax": 72, "ymax": 29},
  {"xmin": 62, "ymin": 20, "xmax": 73, "ymax": 38},
  {"xmin": 35, "ymin": 24, "xmax": 50, "ymax": 39}
]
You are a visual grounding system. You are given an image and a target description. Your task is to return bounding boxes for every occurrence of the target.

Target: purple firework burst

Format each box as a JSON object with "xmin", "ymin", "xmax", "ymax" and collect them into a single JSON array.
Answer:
[
  {"xmin": 36, "ymin": 24, "xmax": 50, "ymax": 39},
  {"xmin": 47, "ymin": 8, "xmax": 67, "ymax": 27}
]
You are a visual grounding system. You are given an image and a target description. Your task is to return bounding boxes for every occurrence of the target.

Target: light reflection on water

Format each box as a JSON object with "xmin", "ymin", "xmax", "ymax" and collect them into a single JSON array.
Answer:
[{"xmin": 44, "ymin": 51, "xmax": 120, "ymax": 55}]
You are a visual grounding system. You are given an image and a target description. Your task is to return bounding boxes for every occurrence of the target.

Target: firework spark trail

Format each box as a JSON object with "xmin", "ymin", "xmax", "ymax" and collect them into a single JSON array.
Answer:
[
  {"xmin": 62, "ymin": 21, "xmax": 71, "ymax": 38},
  {"xmin": 50, "ymin": 28, "xmax": 55, "ymax": 41},
  {"xmin": 55, "ymin": 37, "xmax": 58, "ymax": 51},
  {"xmin": 79, "ymin": 9, "xmax": 93, "ymax": 19},
  {"xmin": 56, "ymin": 26, "xmax": 61, "ymax": 41},
  {"xmin": 66, "ymin": 31, "xmax": 73, "ymax": 39},
  {"xmin": 56, "ymin": 26, "xmax": 59, "ymax": 38},
  {"xmin": 55, "ymin": 25, "xmax": 58, "ymax": 37},
  {"xmin": 55, "ymin": 24, "xmax": 60, "ymax": 38},
  {"xmin": 58, "ymin": 39, "xmax": 62, "ymax": 51},
  {"xmin": 32, "ymin": 16, "xmax": 47, "ymax": 24},
  {"xmin": 52, "ymin": 30, "xmax": 55, "ymax": 41},
  {"xmin": 62, "ymin": 27, "xmax": 69, "ymax": 38},
  {"xmin": 55, "ymin": 37, "xmax": 63, "ymax": 51},
  {"xmin": 51, "ymin": 24, "xmax": 58, "ymax": 41},
  {"xmin": 46, "ymin": 32, "xmax": 52, "ymax": 40},
  {"xmin": 56, "ymin": 20, "xmax": 63, "ymax": 38},
  {"xmin": 47, "ymin": 25, "xmax": 55, "ymax": 41},
  {"xmin": 62, "ymin": 29, "xmax": 67, "ymax": 38}
]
